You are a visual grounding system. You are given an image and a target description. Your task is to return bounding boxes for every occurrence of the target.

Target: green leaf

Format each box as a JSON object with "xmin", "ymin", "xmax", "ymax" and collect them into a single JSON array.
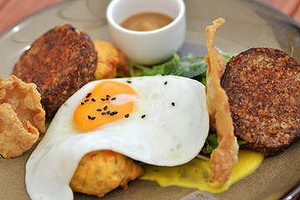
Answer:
[
  {"xmin": 238, "ymin": 140, "xmax": 247, "ymax": 145},
  {"xmin": 178, "ymin": 54, "xmax": 207, "ymax": 78},
  {"xmin": 200, "ymin": 130, "xmax": 247, "ymax": 155},
  {"xmin": 142, "ymin": 53, "xmax": 181, "ymax": 76},
  {"xmin": 128, "ymin": 53, "xmax": 209, "ymax": 86},
  {"xmin": 201, "ymin": 130, "xmax": 219, "ymax": 155},
  {"xmin": 217, "ymin": 48, "xmax": 237, "ymax": 63},
  {"xmin": 128, "ymin": 49, "xmax": 236, "ymax": 79}
]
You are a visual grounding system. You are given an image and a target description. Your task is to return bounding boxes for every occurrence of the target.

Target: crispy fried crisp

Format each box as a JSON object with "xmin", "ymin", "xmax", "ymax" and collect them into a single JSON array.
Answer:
[
  {"xmin": 0, "ymin": 103, "xmax": 39, "ymax": 158},
  {"xmin": 70, "ymin": 150, "xmax": 143, "ymax": 198},
  {"xmin": 94, "ymin": 40, "xmax": 129, "ymax": 79},
  {"xmin": 0, "ymin": 75, "xmax": 45, "ymax": 158},
  {"xmin": 204, "ymin": 18, "xmax": 239, "ymax": 187}
]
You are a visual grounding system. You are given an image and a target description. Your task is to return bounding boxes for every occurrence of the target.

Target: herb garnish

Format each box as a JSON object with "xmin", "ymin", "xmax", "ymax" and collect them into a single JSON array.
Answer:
[{"xmin": 128, "ymin": 50, "xmax": 236, "ymax": 86}]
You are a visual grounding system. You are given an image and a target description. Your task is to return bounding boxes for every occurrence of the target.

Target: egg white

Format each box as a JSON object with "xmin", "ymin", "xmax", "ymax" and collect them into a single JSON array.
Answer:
[{"xmin": 26, "ymin": 75, "xmax": 209, "ymax": 200}]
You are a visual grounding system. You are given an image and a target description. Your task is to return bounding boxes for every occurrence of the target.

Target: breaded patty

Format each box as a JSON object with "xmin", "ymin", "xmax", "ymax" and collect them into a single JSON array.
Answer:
[
  {"xmin": 221, "ymin": 47, "xmax": 300, "ymax": 155},
  {"xmin": 12, "ymin": 24, "xmax": 97, "ymax": 120},
  {"xmin": 70, "ymin": 150, "xmax": 143, "ymax": 198}
]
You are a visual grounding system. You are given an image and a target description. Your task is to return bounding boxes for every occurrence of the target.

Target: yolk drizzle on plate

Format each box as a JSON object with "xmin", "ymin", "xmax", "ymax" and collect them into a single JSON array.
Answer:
[
  {"xmin": 141, "ymin": 150, "xmax": 264, "ymax": 193},
  {"xmin": 74, "ymin": 81, "xmax": 138, "ymax": 132}
]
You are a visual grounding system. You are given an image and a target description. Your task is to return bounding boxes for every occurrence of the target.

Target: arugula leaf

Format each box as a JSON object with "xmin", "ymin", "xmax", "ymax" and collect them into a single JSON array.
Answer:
[
  {"xmin": 178, "ymin": 54, "xmax": 207, "ymax": 77},
  {"xmin": 142, "ymin": 53, "xmax": 182, "ymax": 76},
  {"xmin": 128, "ymin": 53, "xmax": 181, "ymax": 77},
  {"xmin": 201, "ymin": 130, "xmax": 218, "ymax": 155},
  {"xmin": 128, "ymin": 50, "xmax": 236, "ymax": 86},
  {"xmin": 238, "ymin": 140, "xmax": 247, "ymax": 145},
  {"xmin": 200, "ymin": 130, "xmax": 247, "ymax": 155},
  {"xmin": 128, "ymin": 53, "xmax": 208, "ymax": 84},
  {"xmin": 216, "ymin": 48, "xmax": 237, "ymax": 63}
]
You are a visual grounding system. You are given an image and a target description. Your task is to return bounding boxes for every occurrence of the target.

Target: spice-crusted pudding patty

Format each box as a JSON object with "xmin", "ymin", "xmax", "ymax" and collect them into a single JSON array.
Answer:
[
  {"xmin": 12, "ymin": 24, "xmax": 97, "ymax": 120},
  {"xmin": 221, "ymin": 47, "xmax": 300, "ymax": 156}
]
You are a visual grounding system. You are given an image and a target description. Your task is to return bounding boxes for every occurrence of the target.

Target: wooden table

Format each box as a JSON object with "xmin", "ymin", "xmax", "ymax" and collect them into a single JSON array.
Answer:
[{"xmin": 0, "ymin": 0, "xmax": 300, "ymax": 34}]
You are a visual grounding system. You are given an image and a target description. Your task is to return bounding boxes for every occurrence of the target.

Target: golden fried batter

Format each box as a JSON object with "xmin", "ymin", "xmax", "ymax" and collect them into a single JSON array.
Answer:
[
  {"xmin": 0, "ymin": 75, "xmax": 45, "ymax": 158},
  {"xmin": 204, "ymin": 18, "xmax": 239, "ymax": 187},
  {"xmin": 94, "ymin": 40, "xmax": 129, "ymax": 79},
  {"xmin": 70, "ymin": 150, "xmax": 143, "ymax": 198}
]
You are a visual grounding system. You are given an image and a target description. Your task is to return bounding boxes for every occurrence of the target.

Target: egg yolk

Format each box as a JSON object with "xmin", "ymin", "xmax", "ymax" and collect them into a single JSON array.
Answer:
[{"xmin": 74, "ymin": 81, "xmax": 138, "ymax": 132}]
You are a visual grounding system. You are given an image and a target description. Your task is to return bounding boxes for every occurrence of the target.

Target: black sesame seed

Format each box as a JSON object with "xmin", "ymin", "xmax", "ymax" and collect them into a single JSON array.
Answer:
[
  {"xmin": 124, "ymin": 114, "xmax": 130, "ymax": 118},
  {"xmin": 111, "ymin": 97, "xmax": 116, "ymax": 101},
  {"xmin": 106, "ymin": 110, "xmax": 110, "ymax": 115},
  {"xmin": 91, "ymin": 98, "xmax": 96, "ymax": 102},
  {"xmin": 103, "ymin": 105, "xmax": 108, "ymax": 110},
  {"xmin": 101, "ymin": 98, "xmax": 106, "ymax": 101},
  {"xmin": 126, "ymin": 80, "xmax": 132, "ymax": 83},
  {"xmin": 84, "ymin": 99, "xmax": 89, "ymax": 102},
  {"xmin": 96, "ymin": 108, "xmax": 102, "ymax": 112},
  {"xmin": 110, "ymin": 111, "xmax": 118, "ymax": 116},
  {"xmin": 88, "ymin": 115, "xmax": 96, "ymax": 120},
  {"xmin": 141, "ymin": 114, "xmax": 146, "ymax": 119},
  {"xmin": 86, "ymin": 93, "xmax": 92, "ymax": 98},
  {"xmin": 101, "ymin": 112, "xmax": 106, "ymax": 115},
  {"xmin": 164, "ymin": 81, "xmax": 168, "ymax": 85},
  {"xmin": 81, "ymin": 102, "xmax": 84, "ymax": 105},
  {"xmin": 171, "ymin": 102, "xmax": 175, "ymax": 106}
]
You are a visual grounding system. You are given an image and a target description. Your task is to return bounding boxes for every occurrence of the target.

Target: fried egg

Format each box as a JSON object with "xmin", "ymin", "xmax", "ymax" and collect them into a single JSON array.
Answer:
[{"xmin": 25, "ymin": 75, "xmax": 209, "ymax": 200}]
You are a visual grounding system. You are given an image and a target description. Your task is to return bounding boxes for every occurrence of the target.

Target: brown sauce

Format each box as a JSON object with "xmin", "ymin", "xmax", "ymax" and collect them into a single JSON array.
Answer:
[{"xmin": 121, "ymin": 12, "xmax": 173, "ymax": 31}]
